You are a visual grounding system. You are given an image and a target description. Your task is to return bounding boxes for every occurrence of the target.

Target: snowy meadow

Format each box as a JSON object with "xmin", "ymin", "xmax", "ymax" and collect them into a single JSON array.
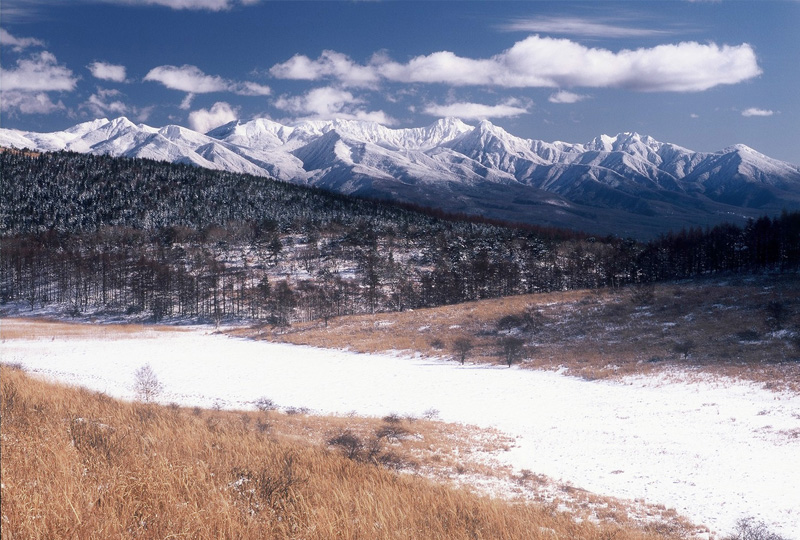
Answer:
[{"xmin": 3, "ymin": 320, "xmax": 799, "ymax": 539}]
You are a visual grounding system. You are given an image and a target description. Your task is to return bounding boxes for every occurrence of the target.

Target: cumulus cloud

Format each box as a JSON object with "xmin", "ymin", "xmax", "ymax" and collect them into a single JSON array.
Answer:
[
  {"xmin": 79, "ymin": 88, "xmax": 154, "ymax": 122},
  {"xmin": 272, "ymin": 36, "xmax": 761, "ymax": 93},
  {"xmin": 82, "ymin": 88, "xmax": 129, "ymax": 117},
  {"xmin": 423, "ymin": 99, "xmax": 530, "ymax": 120},
  {"xmin": 188, "ymin": 101, "xmax": 239, "ymax": 133},
  {"xmin": 741, "ymin": 107, "xmax": 774, "ymax": 117},
  {"xmin": 1, "ymin": 51, "xmax": 77, "ymax": 92},
  {"xmin": 1, "ymin": 50, "xmax": 76, "ymax": 114},
  {"xmin": 0, "ymin": 91, "xmax": 64, "ymax": 114},
  {"xmin": 0, "ymin": 28, "xmax": 45, "ymax": 50},
  {"xmin": 144, "ymin": 64, "xmax": 270, "ymax": 96},
  {"xmin": 393, "ymin": 36, "xmax": 761, "ymax": 92},
  {"xmin": 274, "ymin": 86, "xmax": 394, "ymax": 124},
  {"xmin": 88, "ymin": 61, "xmax": 127, "ymax": 82},
  {"xmin": 269, "ymin": 50, "xmax": 381, "ymax": 87},
  {"xmin": 145, "ymin": 65, "xmax": 229, "ymax": 93},
  {"xmin": 548, "ymin": 90, "xmax": 589, "ymax": 104},
  {"xmin": 498, "ymin": 16, "xmax": 669, "ymax": 38},
  {"xmin": 237, "ymin": 81, "xmax": 272, "ymax": 96}
]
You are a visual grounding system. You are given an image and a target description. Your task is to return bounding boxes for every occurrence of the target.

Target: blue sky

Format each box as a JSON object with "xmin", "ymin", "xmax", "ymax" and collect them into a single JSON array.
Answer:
[{"xmin": 1, "ymin": 0, "xmax": 798, "ymax": 163}]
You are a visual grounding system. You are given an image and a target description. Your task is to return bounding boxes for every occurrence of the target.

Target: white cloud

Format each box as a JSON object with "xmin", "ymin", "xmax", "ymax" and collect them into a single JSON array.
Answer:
[
  {"xmin": 741, "ymin": 107, "xmax": 774, "ymax": 117},
  {"xmin": 379, "ymin": 51, "xmax": 499, "ymax": 86},
  {"xmin": 690, "ymin": 113, "xmax": 700, "ymax": 119},
  {"xmin": 548, "ymin": 90, "xmax": 589, "ymax": 104},
  {"xmin": 274, "ymin": 86, "xmax": 394, "ymax": 124},
  {"xmin": 144, "ymin": 64, "xmax": 270, "ymax": 96},
  {"xmin": 273, "ymin": 36, "xmax": 761, "ymax": 93},
  {"xmin": 82, "ymin": 88, "xmax": 129, "ymax": 117},
  {"xmin": 188, "ymin": 101, "xmax": 238, "ymax": 133},
  {"xmin": 237, "ymin": 81, "xmax": 271, "ymax": 96},
  {"xmin": 179, "ymin": 93, "xmax": 195, "ymax": 110},
  {"xmin": 498, "ymin": 16, "xmax": 669, "ymax": 38},
  {"xmin": 144, "ymin": 65, "xmax": 229, "ymax": 93},
  {"xmin": 1, "ymin": 51, "xmax": 77, "ymax": 92},
  {"xmin": 0, "ymin": 28, "xmax": 45, "ymax": 50},
  {"xmin": 269, "ymin": 50, "xmax": 380, "ymax": 87},
  {"xmin": 0, "ymin": 91, "xmax": 63, "ymax": 114},
  {"xmin": 88, "ymin": 61, "xmax": 127, "ymax": 82},
  {"xmin": 79, "ymin": 87, "xmax": 154, "ymax": 121},
  {"xmin": 99, "ymin": 0, "xmax": 261, "ymax": 10},
  {"xmin": 423, "ymin": 99, "xmax": 530, "ymax": 120},
  {"xmin": 134, "ymin": 105, "xmax": 155, "ymax": 122},
  {"xmin": 0, "ymin": 50, "xmax": 76, "ymax": 114}
]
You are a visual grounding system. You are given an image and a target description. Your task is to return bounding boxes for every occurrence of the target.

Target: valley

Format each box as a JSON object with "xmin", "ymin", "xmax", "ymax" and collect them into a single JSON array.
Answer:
[
  {"xmin": 2, "ymin": 146, "xmax": 799, "ymax": 540},
  {"xmin": 3, "ymin": 2, "xmax": 799, "ymax": 539}
]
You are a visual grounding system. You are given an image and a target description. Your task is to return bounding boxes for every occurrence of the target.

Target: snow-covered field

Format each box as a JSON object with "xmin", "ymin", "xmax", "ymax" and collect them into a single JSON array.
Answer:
[{"xmin": 3, "ymin": 326, "xmax": 799, "ymax": 539}]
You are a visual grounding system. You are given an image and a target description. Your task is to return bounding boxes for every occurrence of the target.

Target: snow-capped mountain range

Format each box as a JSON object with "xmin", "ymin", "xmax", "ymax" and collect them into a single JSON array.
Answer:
[{"xmin": 3, "ymin": 116, "xmax": 800, "ymax": 237}]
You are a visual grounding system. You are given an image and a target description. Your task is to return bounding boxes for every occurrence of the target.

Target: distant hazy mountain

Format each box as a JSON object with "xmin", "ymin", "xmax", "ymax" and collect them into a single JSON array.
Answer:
[{"xmin": 3, "ymin": 116, "xmax": 800, "ymax": 238}]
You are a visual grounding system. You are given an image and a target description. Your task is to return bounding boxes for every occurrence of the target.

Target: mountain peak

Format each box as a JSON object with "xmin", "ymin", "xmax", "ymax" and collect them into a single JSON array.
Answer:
[
  {"xmin": 2, "ymin": 116, "xmax": 799, "ymax": 238},
  {"xmin": 108, "ymin": 116, "xmax": 134, "ymax": 128}
]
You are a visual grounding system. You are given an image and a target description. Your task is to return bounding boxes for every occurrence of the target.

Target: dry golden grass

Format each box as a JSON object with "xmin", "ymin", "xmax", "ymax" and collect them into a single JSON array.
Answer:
[
  {"xmin": 0, "ymin": 147, "xmax": 40, "ymax": 157},
  {"xmin": 238, "ymin": 274, "xmax": 800, "ymax": 391},
  {"xmin": 0, "ymin": 317, "xmax": 186, "ymax": 341},
  {"xmin": 1, "ymin": 366, "xmax": 682, "ymax": 540}
]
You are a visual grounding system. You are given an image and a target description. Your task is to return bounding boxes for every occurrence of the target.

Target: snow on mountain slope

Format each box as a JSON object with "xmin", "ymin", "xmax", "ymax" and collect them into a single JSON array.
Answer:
[{"xmin": 3, "ymin": 116, "xmax": 800, "ymax": 236}]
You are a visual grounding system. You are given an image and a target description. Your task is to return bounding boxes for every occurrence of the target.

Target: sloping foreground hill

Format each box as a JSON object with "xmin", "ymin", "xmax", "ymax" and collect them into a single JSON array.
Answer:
[{"xmin": 0, "ymin": 364, "xmax": 679, "ymax": 540}]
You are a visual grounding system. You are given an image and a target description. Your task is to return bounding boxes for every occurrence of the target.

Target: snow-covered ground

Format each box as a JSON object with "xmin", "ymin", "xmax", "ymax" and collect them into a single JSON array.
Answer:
[{"xmin": 3, "ymin": 327, "xmax": 799, "ymax": 539}]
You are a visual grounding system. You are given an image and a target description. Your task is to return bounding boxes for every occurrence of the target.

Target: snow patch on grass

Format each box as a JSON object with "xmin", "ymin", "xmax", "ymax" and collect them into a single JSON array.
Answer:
[{"xmin": 3, "ymin": 324, "xmax": 799, "ymax": 539}]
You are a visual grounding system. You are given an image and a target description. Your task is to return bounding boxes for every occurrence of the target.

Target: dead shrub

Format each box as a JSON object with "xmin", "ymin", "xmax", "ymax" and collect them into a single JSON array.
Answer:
[
  {"xmin": 375, "ymin": 423, "xmax": 411, "ymax": 442},
  {"xmin": 724, "ymin": 517, "xmax": 789, "ymax": 540},
  {"xmin": 68, "ymin": 416, "xmax": 128, "ymax": 464},
  {"xmin": 382, "ymin": 412, "xmax": 402, "ymax": 424},
  {"xmin": 429, "ymin": 338, "xmax": 445, "ymax": 350},
  {"xmin": 230, "ymin": 452, "xmax": 307, "ymax": 516},
  {"xmin": 327, "ymin": 430, "xmax": 364, "ymax": 460},
  {"xmin": 629, "ymin": 284, "xmax": 656, "ymax": 306},
  {"xmin": 255, "ymin": 396, "xmax": 277, "ymax": 412}
]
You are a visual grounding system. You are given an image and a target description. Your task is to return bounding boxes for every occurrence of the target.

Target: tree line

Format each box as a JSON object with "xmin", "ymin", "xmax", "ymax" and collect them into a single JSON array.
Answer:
[{"xmin": 1, "ymin": 150, "xmax": 798, "ymax": 324}]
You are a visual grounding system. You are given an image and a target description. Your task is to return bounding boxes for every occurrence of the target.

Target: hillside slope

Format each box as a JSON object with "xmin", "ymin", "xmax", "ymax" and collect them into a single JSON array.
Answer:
[{"xmin": 4, "ymin": 117, "xmax": 800, "ymax": 238}]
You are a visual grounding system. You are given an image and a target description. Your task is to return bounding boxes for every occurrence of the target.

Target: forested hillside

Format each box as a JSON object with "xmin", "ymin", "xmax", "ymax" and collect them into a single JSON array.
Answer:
[{"xmin": 2, "ymin": 149, "xmax": 799, "ymax": 324}]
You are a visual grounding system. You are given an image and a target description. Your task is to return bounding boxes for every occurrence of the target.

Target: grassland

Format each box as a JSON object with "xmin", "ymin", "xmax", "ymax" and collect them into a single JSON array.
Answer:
[
  {"xmin": 1, "ymin": 363, "xmax": 688, "ymax": 540},
  {"xmin": 240, "ymin": 274, "xmax": 800, "ymax": 390},
  {"xmin": 3, "ymin": 274, "xmax": 798, "ymax": 539}
]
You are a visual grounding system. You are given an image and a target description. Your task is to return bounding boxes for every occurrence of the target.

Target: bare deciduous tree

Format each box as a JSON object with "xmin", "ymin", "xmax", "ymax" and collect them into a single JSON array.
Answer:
[
  {"xmin": 500, "ymin": 336, "xmax": 526, "ymax": 367},
  {"xmin": 452, "ymin": 337, "xmax": 474, "ymax": 365},
  {"xmin": 133, "ymin": 364, "xmax": 163, "ymax": 403},
  {"xmin": 672, "ymin": 339, "xmax": 696, "ymax": 360}
]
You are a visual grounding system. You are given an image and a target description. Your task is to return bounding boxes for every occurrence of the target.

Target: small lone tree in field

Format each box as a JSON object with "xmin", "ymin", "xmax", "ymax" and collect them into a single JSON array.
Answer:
[
  {"xmin": 133, "ymin": 364, "xmax": 163, "ymax": 403},
  {"xmin": 765, "ymin": 300, "xmax": 789, "ymax": 331},
  {"xmin": 672, "ymin": 339, "xmax": 696, "ymax": 360},
  {"xmin": 452, "ymin": 337, "xmax": 474, "ymax": 365},
  {"xmin": 499, "ymin": 336, "xmax": 526, "ymax": 367}
]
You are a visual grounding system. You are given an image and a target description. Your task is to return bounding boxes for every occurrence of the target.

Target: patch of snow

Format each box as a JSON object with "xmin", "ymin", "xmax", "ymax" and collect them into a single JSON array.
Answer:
[{"xmin": 4, "ymin": 329, "xmax": 799, "ymax": 539}]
